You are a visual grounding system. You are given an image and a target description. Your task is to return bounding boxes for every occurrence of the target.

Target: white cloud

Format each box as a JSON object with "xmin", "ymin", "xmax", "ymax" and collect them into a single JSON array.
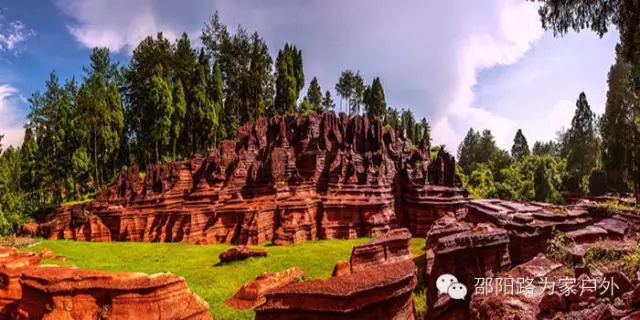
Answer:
[
  {"xmin": 0, "ymin": 84, "xmax": 25, "ymax": 147},
  {"xmin": 56, "ymin": 0, "xmax": 202, "ymax": 53},
  {"xmin": 432, "ymin": 0, "xmax": 543, "ymax": 150},
  {"xmin": 0, "ymin": 18, "xmax": 34, "ymax": 53}
]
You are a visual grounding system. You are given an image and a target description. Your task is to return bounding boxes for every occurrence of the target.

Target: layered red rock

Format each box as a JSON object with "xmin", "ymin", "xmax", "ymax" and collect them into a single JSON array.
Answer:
[
  {"xmin": 0, "ymin": 247, "xmax": 41, "ymax": 317},
  {"xmin": 426, "ymin": 221, "xmax": 512, "ymax": 319},
  {"xmin": 31, "ymin": 112, "xmax": 466, "ymax": 246},
  {"xmin": 16, "ymin": 266, "xmax": 212, "ymax": 320},
  {"xmin": 0, "ymin": 246, "xmax": 212, "ymax": 319},
  {"xmin": 254, "ymin": 228, "xmax": 417, "ymax": 319},
  {"xmin": 225, "ymin": 267, "xmax": 305, "ymax": 309}
]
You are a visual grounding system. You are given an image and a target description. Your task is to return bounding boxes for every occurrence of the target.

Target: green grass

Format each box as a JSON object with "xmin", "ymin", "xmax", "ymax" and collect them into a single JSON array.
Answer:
[{"xmin": 24, "ymin": 238, "xmax": 425, "ymax": 320}]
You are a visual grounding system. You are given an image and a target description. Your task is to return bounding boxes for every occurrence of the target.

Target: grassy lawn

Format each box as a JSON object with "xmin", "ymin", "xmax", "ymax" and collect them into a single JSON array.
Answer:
[{"xmin": 25, "ymin": 237, "xmax": 426, "ymax": 320}]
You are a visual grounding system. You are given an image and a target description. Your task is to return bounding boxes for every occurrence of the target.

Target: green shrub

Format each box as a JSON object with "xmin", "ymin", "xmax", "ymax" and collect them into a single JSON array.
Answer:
[{"xmin": 546, "ymin": 229, "xmax": 572, "ymax": 265}]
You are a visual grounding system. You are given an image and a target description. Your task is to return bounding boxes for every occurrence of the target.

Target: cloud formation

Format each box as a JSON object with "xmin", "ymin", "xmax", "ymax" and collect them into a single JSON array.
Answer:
[
  {"xmin": 0, "ymin": 84, "xmax": 25, "ymax": 147},
  {"xmin": 0, "ymin": 9, "xmax": 35, "ymax": 53}
]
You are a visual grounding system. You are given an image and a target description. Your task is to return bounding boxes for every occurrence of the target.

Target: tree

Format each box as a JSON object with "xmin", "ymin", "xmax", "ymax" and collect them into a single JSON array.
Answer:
[
  {"xmin": 457, "ymin": 128, "xmax": 480, "ymax": 175},
  {"xmin": 321, "ymin": 90, "xmax": 335, "ymax": 112},
  {"xmin": 511, "ymin": 129, "xmax": 530, "ymax": 161},
  {"xmin": 384, "ymin": 107, "xmax": 401, "ymax": 130},
  {"xmin": 563, "ymin": 92, "xmax": 600, "ymax": 188},
  {"xmin": 600, "ymin": 49, "xmax": 635, "ymax": 191},
  {"xmin": 349, "ymin": 71, "xmax": 365, "ymax": 115},
  {"xmin": 149, "ymin": 66, "xmax": 174, "ymax": 162},
  {"xmin": 246, "ymin": 32, "xmax": 273, "ymax": 122},
  {"xmin": 171, "ymin": 80, "xmax": 187, "ymax": 157},
  {"xmin": 533, "ymin": 0, "xmax": 640, "ymax": 201},
  {"xmin": 532, "ymin": 140, "xmax": 561, "ymax": 157},
  {"xmin": 274, "ymin": 43, "xmax": 302, "ymax": 115},
  {"xmin": 364, "ymin": 77, "xmax": 386, "ymax": 118},
  {"xmin": 335, "ymin": 70, "xmax": 354, "ymax": 113},
  {"xmin": 306, "ymin": 77, "xmax": 323, "ymax": 112}
]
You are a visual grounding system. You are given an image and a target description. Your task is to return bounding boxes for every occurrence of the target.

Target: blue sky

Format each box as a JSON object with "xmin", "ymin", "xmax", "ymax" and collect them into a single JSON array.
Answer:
[{"xmin": 0, "ymin": 0, "xmax": 619, "ymax": 151}]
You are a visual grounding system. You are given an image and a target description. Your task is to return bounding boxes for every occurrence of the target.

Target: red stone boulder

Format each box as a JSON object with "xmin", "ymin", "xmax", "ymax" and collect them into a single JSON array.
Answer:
[{"xmin": 219, "ymin": 246, "xmax": 267, "ymax": 263}]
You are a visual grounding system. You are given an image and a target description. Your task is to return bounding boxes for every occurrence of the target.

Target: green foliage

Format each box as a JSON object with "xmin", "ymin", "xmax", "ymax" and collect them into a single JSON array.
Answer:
[
  {"xmin": 321, "ymin": 90, "xmax": 335, "ymax": 112},
  {"xmin": 363, "ymin": 77, "xmax": 387, "ymax": 118},
  {"xmin": 510, "ymin": 129, "xmax": 530, "ymax": 161},
  {"xmin": 275, "ymin": 43, "xmax": 303, "ymax": 115},
  {"xmin": 496, "ymin": 156, "xmax": 566, "ymax": 203},
  {"xmin": 532, "ymin": 140, "xmax": 561, "ymax": 157},
  {"xmin": 583, "ymin": 246, "xmax": 625, "ymax": 269},
  {"xmin": 546, "ymin": 229, "xmax": 572, "ymax": 265},
  {"xmin": 306, "ymin": 77, "xmax": 323, "ymax": 113},
  {"xmin": 562, "ymin": 92, "xmax": 600, "ymax": 189},
  {"xmin": 467, "ymin": 164, "xmax": 497, "ymax": 199},
  {"xmin": 622, "ymin": 243, "xmax": 640, "ymax": 278}
]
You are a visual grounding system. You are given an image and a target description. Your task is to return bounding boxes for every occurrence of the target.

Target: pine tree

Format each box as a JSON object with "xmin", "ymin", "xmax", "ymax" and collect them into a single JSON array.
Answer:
[
  {"xmin": 306, "ymin": 77, "xmax": 323, "ymax": 112},
  {"xmin": 511, "ymin": 129, "xmax": 530, "ymax": 161},
  {"xmin": 171, "ymin": 80, "xmax": 187, "ymax": 158},
  {"xmin": 563, "ymin": 92, "xmax": 600, "ymax": 186},
  {"xmin": 274, "ymin": 44, "xmax": 299, "ymax": 115},
  {"xmin": 364, "ymin": 77, "xmax": 386, "ymax": 118},
  {"xmin": 321, "ymin": 90, "xmax": 335, "ymax": 112},
  {"xmin": 457, "ymin": 128, "xmax": 480, "ymax": 175}
]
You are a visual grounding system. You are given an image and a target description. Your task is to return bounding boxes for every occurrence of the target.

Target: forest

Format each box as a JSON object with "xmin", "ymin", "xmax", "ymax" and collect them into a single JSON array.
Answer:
[{"xmin": 0, "ymin": 9, "xmax": 637, "ymax": 235}]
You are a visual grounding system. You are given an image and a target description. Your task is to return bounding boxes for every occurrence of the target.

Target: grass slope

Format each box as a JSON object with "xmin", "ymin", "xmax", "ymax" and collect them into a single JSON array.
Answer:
[{"xmin": 26, "ymin": 238, "xmax": 426, "ymax": 320}]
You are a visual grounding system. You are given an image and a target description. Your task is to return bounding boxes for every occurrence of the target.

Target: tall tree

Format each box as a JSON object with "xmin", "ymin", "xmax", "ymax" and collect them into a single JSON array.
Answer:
[
  {"xmin": 335, "ymin": 70, "xmax": 354, "ymax": 113},
  {"xmin": 511, "ymin": 129, "xmax": 530, "ymax": 161},
  {"xmin": 349, "ymin": 71, "xmax": 365, "ymax": 115},
  {"xmin": 306, "ymin": 77, "xmax": 323, "ymax": 112},
  {"xmin": 149, "ymin": 65, "xmax": 174, "ymax": 162},
  {"xmin": 364, "ymin": 77, "xmax": 386, "ymax": 118},
  {"xmin": 274, "ymin": 43, "xmax": 302, "ymax": 115},
  {"xmin": 601, "ymin": 48, "xmax": 635, "ymax": 191},
  {"xmin": 563, "ymin": 92, "xmax": 600, "ymax": 185}
]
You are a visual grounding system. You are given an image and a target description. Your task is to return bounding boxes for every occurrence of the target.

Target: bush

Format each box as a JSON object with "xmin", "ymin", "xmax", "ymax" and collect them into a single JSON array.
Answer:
[{"xmin": 546, "ymin": 229, "xmax": 572, "ymax": 265}]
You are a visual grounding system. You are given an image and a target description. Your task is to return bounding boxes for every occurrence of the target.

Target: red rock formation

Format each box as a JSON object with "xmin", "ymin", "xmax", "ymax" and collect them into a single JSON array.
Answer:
[
  {"xmin": 225, "ymin": 267, "xmax": 305, "ymax": 309},
  {"xmin": 0, "ymin": 246, "xmax": 212, "ymax": 319},
  {"xmin": 16, "ymin": 266, "xmax": 211, "ymax": 320},
  {"xmin": 31, "ymin": 112, "xmax": 466, "ymax": 246},
  {"xmin": 426, "ymin": 221, "xmax": 511, "ymax": 319},
  {"xmin": 218, "ymin": 246, "xmax": 267, "ymax": 263},
  {"xmin": 254, "ymin": 228, "xmax": 417, "ymax": 319},
  {"xmin": 0, "ymin": 247, "xmax": 41, "ymax": 317}
]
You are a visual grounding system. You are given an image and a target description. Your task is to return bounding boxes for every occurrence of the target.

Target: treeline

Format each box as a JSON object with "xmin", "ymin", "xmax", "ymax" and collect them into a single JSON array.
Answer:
[
  {"xmin": 458, "ymin": 88, "xmax": 635, "ymax": 203},
  {"xmin": 0, "ymin": 12, "xmax": 432, "ymax": 235}
]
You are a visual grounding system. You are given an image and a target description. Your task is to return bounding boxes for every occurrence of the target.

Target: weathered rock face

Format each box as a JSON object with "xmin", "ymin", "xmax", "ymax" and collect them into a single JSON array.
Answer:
[
  {"xmin": 225, "ymin": 267, "xmax": 305, "ymax": 309},
  {"xmin": 426, "ymin": 221, "xmax": 512, "ymax": 319},
  {"xmin": 254, "ymin": 228, "xmax": 417, "ymax": 319},
  {"xmin": 0, "ymin": 246, "xmax": 212, "ymax": 320},
  {"xmin": 32, "ymin": 112, "xmax": 465, "ymax": 245},
  {"xmin": 428, "ymin": 198, "xmax": 640, "ymax": 319}
]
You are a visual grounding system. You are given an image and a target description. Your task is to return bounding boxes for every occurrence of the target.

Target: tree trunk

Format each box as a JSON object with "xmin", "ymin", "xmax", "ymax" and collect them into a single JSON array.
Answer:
[{"xmin": 93, "ymin": 127, "xmax": 99, "ymax": 187}]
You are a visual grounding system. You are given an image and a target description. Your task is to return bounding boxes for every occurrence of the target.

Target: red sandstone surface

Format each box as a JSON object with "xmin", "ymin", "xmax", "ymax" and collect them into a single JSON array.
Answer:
[
  {"xmin": 30, "ymin": 112, "xmax": 466, "ymax": 246},
  {"xmin": 253, "ymin": 227, "xmax": 417, "ymax": 319},
  {"xmin": 225, "ymin": 267, "xmax": 305, "ymax": 309},
  {"xmin": 0, "ymin": 246, "xmax": 212, "ymax": 319}
]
